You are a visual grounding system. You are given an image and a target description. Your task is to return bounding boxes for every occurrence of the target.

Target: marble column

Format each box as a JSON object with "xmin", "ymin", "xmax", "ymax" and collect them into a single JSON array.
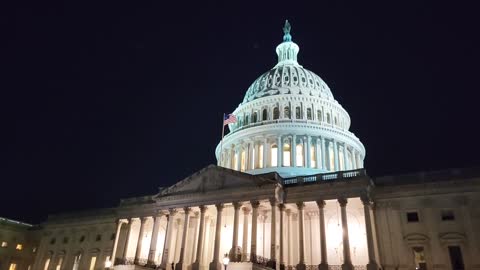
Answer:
[
  {"xmin": 314, "ymin": 138, "xmax": 320, "ymax": 169},
  {"xmin": 286, "ymin": 210, "xmax": 292, "ymax": 266},
  {"xmin": 343, "ymin": 144, "xmax": 349, "ymax": 170},
  {"xmin": 338, "ymin": 198, "xmax": 353, "ymax": 270},
  {"xmin": 261, "ymin": 138, "xmax": 267, "ymax": 168},
  {"xmin": 321, "ymin": 137, "xmax": 326, "ymax": 170},
  {"xmin": 242, "ymin": 207, "xmax": 250, "ymax": 262},
  {"xmin": 268, "ymin": 199, "xmax": 277, "ymax": 268},
  {"xmin": 250, "ymin": 200, "xmax": 260, "ymax": 263},
  {"xmin": 209, "ymin": 204, "xmax": 224, "ymax": 270},
  {"xmin": 176, "ymin": 207, "xmax": 191, "ymax": 270},
  {"xmin": 147, "ymin": 214, "xmax": 163, "ymax": 266},
  {"xmin": 296, "ymin": 203, "xmax": 306, "ymax": 270},
  {"xmin": 277, "ymin": 136, "xmax": 282, "ymax": 167},
  {"xmin": 122, "ymin": 218, "xmax": 134, "ymax": 263},
  {"xmin": 306, "ymin": 136, "xmax": 311, "ymax": 168},
  {"xmin": 192, "ymin": 206, "xmax": 207, "ymax": 270},
  {"xmin": 316, "ymin": 201, "xmax": 328, "ymax": 270},
  {"xmin": 292, "ymin": 135, "xmax": 297, "ymax": 167},
  {"xmin": 333, "ymin": 140, "xmax": 339, "ymax": 171},
  {"xmin": 361, "ymin": 197, "xmax": 379, "ymax": 270},
  {"xmin": 160, "ymin": 210, "xmax": 176, "ymax": 269},
  {"xmin": 279, "ymin": 204, "xmax": 286, "ymax": 270},
  {"xmin": 111, "ymin": 219, "xmax": 125, "ymax": 265},
  {"xmin": 231, "ymin": 202, "xmax": 242, "ymax": 261},
  {"xmin": 134, "ymin": 217, "xmax": 148, "ymax": 264}
]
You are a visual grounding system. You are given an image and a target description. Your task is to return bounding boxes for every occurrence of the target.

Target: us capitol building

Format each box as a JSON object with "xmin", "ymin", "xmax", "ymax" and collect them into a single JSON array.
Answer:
[{"xmin": 1, "ymin": 22, "xmax": 479, "ymax": 270}]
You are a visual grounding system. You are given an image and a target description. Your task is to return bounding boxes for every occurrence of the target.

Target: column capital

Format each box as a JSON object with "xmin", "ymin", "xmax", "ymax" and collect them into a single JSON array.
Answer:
[
  {"xmin": 183, "ymin": 207, "xmax": 191, "ymax": 214},
  {"xmin": 285, "ymin": 209, "xmax": 291, "ymax": 216},
  {"xmin": 278, "ymin": 203, "xmax": 285, "ymax": 211},
  {"xmin": 169, "ymin": 208, "xmax": 177, "ymax": 216},
  {"xmin": 316, "ymin": 200, "xmax": 326, "ymax": 209},
  {"xmin": 269, "ymin": 198, "xmax": 277, "ymax": 206},
  {"xmin": 242, "ymin": 207, "xmax": 251, "ymax": 215},
  {"xmin": 199, "ymin": 205, "xmax": 208, "ymax": 213},
  {"xmin": 215, "ymin": 203, "xmax": 224, "ymax": 211},
  {"xmin": 296, "ymin": 202, "xmax": 305, "ymax": 210},
  {"xmin": 232, "ymin": 201, "xmax": 242, "ymax": 210},
  {"xmin": 360, "ymin": 195, "xmax": 373, "ymax": 206},
  {"xmin": 338, "ymin": 198, "xmax": 348, "ymax": 207},
  {"xmin": 140, "ymin": 216, "xmax": 149, "ymax": 223},
  {"xmin": 251, "ymin": 200, "xmax": 260, "ymax": 209}
]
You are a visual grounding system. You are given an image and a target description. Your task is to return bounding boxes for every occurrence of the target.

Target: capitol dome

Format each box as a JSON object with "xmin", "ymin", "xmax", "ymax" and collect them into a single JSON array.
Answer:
[{"xmin": 216, "ymin": 21, "xmax": 365, "ymax": 177}]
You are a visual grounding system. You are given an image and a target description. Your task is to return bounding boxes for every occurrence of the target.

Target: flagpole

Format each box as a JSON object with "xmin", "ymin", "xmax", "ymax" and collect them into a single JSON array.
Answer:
[{"xmin": 219, "ymin": 113, "xmax": 225, "ymax": 166}]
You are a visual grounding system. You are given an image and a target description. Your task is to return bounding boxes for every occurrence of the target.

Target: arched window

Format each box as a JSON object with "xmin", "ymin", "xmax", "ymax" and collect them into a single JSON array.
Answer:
[
  {"xmin": 307, "ymin": 108, "xmax": 312, "ymax": 120},
  {"xmin": 296, "ymin": 143, "xmax": 304, "ymax": 167},
  {"xmin": 317, "ymin": 110, "xmax": 322, "ymax": 121},
  {"xmin": 244, "ymin": 114, "xmax": 249, "ymax": 125},
  {"xmin": 262, "ymin": 109, "xmax": 268, "ymax": 121},
  {"xmin": 240, "ymin": 150, "xmax": 246, "ymax": 172},
  {"xmin": 273, "ymin": 107, "xmax": 279, "ymax": 120},
  {"xmin": 327, "ymin": 113, "xmax": 331, "ymax": 124},
  {"xmin": 253, "ymin": 112, "xmax": 258, "ymax": 123},
  {"xmin": 284, "ymin": 107, "xmax": 291, "ymax": 119},
  {"xmin": 271, "ymin": 144, "xmax": 278, "ymax": 167},
  {"xmin": 334, "ymin": 117, "xmax": 338, "ymax": 126},
  {"xmin": 258, "ymin": 145, "xmax": 264, "ymax": 168},
  {"xmin": 295, "ymin": 106, "xmax": 301, "ymax": 119},
  {"xmin": 310, "ymin": 144, "xmax": 316, "ymax": 168},
  {"xmin": 283, "ymin": 143, "xmax": 291, "ymax": 166}
]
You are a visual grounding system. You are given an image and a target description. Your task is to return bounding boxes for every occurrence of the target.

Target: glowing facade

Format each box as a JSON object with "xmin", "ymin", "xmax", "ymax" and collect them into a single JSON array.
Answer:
[{"xmin": 216, "ymin": 21, "xmax": 365, "ymax": 177}]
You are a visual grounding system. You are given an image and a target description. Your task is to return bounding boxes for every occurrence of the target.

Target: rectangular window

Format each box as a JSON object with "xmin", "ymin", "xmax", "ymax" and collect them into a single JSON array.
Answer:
[
  {"xmin": 43, "ymin": 258, "xmax": 50, "ymax": 270},
  {"xmin": 407, "ymin": 211, "xmax": 419, "ymax": 223},
  {"xmin": 1, "ymin": 241, "xmax": 7, "ymax": 247},
  {"xmin": 310, "ymin": 145, "xmax": 316, "ymax": 168},
  {"xmin": 441, "ymin": 210, "xmax": 455, "ymax": 221},
  {"xmin": 240, "ymin": 150, "xmax": 246, "ymax": 172},
  {"xmin": 15, "ymin": 244, "xmax": 22, "ymax": 250},
  {"xmin": 9, "ymin": 263, "xmax": 17, "ymax": 270},
  {"xmin": 89, "ymin": 257, "xmax": 97, "ymax": 270}
]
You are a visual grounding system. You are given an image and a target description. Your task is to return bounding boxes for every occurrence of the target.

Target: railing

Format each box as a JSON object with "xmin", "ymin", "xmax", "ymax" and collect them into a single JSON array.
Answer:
[{"xmin": 282, "ymin": 169, "xmax": 366, "ymax": 186}]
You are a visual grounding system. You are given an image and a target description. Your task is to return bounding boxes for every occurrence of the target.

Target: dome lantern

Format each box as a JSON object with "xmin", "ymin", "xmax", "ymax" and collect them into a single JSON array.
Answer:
[{"xmin": 275, "ymin": 20, "xmax": 300, "ymax": 67}]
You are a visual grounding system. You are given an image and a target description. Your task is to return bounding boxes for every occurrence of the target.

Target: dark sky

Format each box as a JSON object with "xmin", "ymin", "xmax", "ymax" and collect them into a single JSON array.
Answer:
[{"xmin": 2, "ymin": 1, "xmax": 480, "ymax": 224}]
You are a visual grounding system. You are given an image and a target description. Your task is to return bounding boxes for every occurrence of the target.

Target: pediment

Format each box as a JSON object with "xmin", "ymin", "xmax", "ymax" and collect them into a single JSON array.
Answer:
[
  {"xmin": 439, "ymin": 232, "xmax": 466, "ymax": 244},
  {"xmin": 404, "ymin": 233, "xmax": 429, "ymax": 245},
  {"xmin": 154, "ymin": 165, "xmax": 279, "ymax": 199}
]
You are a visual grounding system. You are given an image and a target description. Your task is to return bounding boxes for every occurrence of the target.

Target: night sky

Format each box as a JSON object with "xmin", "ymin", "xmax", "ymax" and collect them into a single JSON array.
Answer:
[{"xmin": 3, "ymin": 1, "xmax": 480, "ymax": 224}]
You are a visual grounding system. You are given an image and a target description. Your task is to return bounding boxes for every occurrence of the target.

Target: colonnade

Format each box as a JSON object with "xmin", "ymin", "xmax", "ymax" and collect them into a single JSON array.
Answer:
[
  {"xmin": 220, "ymin": 135, "xmax": 363, "ymax": 173},
  {"xmin": 111, "ymin": 197, "xmax": 378, "ymax": 270}
]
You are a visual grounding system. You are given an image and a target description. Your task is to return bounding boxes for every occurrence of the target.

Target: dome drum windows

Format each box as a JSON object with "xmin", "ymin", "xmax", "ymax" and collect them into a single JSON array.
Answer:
[
  {"xmin": 284, "ymin": 107, "xmax": 291, "ymax": 119},
  {"xmin": 307, "ymin": 108, "xmax": 312, "ymax": 120},
  {"xmin": 295, "ymin": 106, "xmax": 301, "ymax": 119},
  {"xmin": 262, "ymin": 109, "xmax": 268, "ymax": 121},
  {"xmin": 273, "ymin": 107, "xmax": 280, "ymax": 120}
]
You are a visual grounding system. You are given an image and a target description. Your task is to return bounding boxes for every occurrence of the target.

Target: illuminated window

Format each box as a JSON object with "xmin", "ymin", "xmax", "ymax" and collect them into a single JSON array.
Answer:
[
  {"xmin": 9, "ymin": 263, "xmax": 17, "ymax": 270},
  {"xmin": 328, "ymin": 143, "xmax": 334, "ymax": 171},
  {"xmin": 258, "ymin": 145, "xmax": 264, "ymax": 168},
  {"xmin": 273, "ymin": 107, "xmax": 279, "ymax": 120},
  {"xmin": 271, "ymin": 145, "xmax": 278, "ymax": 167},
  {"xmin": 15, "ymin": 244, "xmax": 22, "ymax": 250},
  {"xmin": 89, "ymin": 256, "xmax": 97, "ymax": 270},
  {"xmin": 262, "ymin": 109, "xmax": 268, "ymax": 121},
  {"xmin": 310, "ymin": 145, "xmax": 316, "ymax": 168},
  {"xmin": 296, "ymin": 143, "xmax": 304, "ymax": 167},
  {"xmin": 72, "ymin": 254, "xmax": 82, "ymax": 270},
  {"xmin": 1, "ymin": 241, "xmax": 7, "ymax": 247},
  {"xmin": 295, "ymin": 107, "xmax": 301, "ymax": 119},
  {"xmin": 284, "ymin": 107, "xmax": 290, "ymax": 119},
  {"xmin": 412, "ymin": 247, "xmax": 426, "ymax": 270},
  {"xmin": 283, "ymin": 143, "xmax": 291, "ymax": 166},
  {"xmin": 233, "ymin": 153, "xmax": 239, "ymax": 170},
  {"xmin": 33, "ymin": 247, "xmax": 37, "ymax": 253},
  {"xmin": 240, "ymin": 150, "xmax": 246, "ymax": 172},
  {"xmin": 56, "ymin": 257, "xmax": 63, "ymax": 270},
  {"xmin": 307, "ymin": 108, "xmax": 312, "ymax": 120},
  {"xmin": 339, "ymin": 150, "xmax": 344, "ymax": 170}
]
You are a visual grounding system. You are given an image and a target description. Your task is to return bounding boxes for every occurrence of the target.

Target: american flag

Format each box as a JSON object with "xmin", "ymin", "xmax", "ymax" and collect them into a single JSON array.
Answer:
[{"xmin": 223, "ymin": 113, "xmax": 237, "ymax": 126}]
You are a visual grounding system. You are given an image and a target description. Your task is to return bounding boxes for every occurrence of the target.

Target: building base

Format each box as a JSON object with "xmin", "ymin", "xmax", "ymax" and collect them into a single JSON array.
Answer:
[
  {"xmin": 318, "ymin": 263, "xmax": 329, "ymax": 270},
  {"xmin": 296, "ymin": 263, "xmax": 306, "ymax": 270},
  {"xmin": 209, "ymin": 261, "xmax": 222, "ymax": 270},
  {"xmin": 341, "ymin": 263, "xmax": 354, "ymax": 270},
  {"xmin": 367, "ymin": 262, "xmax": 379, "ymax": 270}
]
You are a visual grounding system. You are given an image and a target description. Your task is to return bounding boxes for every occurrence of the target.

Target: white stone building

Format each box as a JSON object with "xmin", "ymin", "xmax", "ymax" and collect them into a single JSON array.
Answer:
[{"xmin": 25, "ymin": 22, "xmax": 480, "ymax": 270}]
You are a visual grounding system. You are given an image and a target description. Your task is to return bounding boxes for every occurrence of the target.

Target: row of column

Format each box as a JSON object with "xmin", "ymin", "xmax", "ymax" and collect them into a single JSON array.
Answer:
[
  {"xmin": 221, "ymin": 135, "xmax": 362, "ymax": 172},
  {"xmin": 112, "ymin": 197, "xmax": 378, "ymax": 270}
]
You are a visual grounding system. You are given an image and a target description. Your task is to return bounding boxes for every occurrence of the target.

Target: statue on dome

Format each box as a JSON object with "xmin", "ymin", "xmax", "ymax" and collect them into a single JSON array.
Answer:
[{"xmin": 283, "ymin": 20, "xmax": 292, "ymax": 42}]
